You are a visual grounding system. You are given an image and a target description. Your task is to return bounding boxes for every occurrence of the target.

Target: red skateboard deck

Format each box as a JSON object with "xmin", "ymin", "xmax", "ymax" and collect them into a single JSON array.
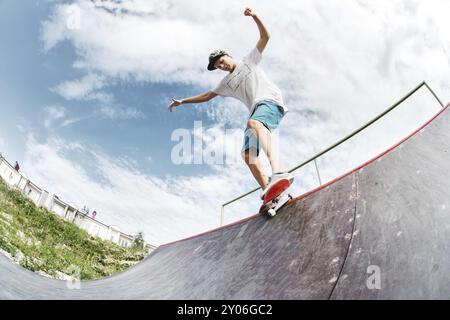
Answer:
[
  {"xmin": 259, "ymin": 177, "xmax": 294, "ymax": 217},
  {"xmin": 263, "ymin": 178, "xmax": 292, "ymax": 204}
]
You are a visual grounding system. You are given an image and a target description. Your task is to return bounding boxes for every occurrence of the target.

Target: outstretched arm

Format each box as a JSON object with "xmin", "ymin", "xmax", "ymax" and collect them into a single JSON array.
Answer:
[
  {"xmin": 244, "ymin": 7, "xmax": 270, "ymax": 53},
  {"xmin": 168, "ymin": 91, "xmax": 218, "ymax": 112}
]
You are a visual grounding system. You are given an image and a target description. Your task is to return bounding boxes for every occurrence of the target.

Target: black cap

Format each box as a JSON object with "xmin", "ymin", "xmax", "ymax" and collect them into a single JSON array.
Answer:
[{"xmin": 207, "ymin": 50, "xmax": 228, "ymax": 71}]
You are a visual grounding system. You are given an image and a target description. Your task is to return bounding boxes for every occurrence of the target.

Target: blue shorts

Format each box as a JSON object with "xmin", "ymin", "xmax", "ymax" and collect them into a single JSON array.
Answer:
[{"xmin": 242, "ymin": 100, "xmax": 285, "ymax": 156}]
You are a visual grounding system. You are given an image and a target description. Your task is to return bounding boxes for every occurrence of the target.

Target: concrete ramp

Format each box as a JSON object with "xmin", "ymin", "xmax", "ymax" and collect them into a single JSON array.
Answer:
[{"xmin": 0, "ymin": 105, "xmax": 449, "ymax": 299}]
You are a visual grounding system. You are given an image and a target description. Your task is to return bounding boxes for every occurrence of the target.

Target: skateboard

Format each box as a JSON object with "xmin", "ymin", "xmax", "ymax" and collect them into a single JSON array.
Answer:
[{"xmin": 259, "ymin": 177, "xmax": 294, "ymax": 217}]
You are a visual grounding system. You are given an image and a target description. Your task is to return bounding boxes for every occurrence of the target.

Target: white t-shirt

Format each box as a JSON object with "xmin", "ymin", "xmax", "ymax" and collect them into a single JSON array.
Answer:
[{"xmin": 212, "ymin": 47, "xmax": 288, "ymax": 115}]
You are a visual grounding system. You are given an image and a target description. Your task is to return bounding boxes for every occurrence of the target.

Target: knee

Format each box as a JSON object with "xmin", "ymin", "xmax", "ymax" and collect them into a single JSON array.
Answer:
[{"xmin": 247, "ymin": 119, "xmax": 262, "ymax": 130}]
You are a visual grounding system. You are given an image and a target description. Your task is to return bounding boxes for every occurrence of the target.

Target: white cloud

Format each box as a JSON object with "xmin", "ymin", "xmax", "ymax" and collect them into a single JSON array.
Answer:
[
  {"xmin": 50, "ymin": 73, "xmax": 112, "ymax": 102},
  {"xmin": 44, "ymin": 105, "xmax": 82, "ymax": 128},
  {"xmin": 44, "ymin": 106, "xmax": 66, "ymax": 128},
  {"xmin": 61, "ymin": 117, "xmax": 82, "ymax": 127}
]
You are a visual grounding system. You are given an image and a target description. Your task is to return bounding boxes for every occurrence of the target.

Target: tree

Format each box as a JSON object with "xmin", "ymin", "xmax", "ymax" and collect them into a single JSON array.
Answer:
[{"xmin": 132, "ymin": 232, "xmax": 145, "ymax": 249}]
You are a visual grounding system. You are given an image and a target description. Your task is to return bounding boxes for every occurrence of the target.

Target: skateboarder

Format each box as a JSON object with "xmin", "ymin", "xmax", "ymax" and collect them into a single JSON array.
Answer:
[{"xmin": 168, "ymin": 7, "xmax": 293, "ymax": 200}]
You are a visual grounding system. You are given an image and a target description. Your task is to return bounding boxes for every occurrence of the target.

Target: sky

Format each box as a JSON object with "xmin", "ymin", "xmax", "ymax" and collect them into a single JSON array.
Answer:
[{"xmin": 0, "ymin": 0, "xmax": 449, "ymax": 246}]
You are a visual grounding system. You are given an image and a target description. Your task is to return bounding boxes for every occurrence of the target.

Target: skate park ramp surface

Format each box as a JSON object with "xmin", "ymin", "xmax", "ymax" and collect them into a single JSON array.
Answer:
[{"xmin": 1, "ymin": 104, "xmax": 450, "ymax": 300}]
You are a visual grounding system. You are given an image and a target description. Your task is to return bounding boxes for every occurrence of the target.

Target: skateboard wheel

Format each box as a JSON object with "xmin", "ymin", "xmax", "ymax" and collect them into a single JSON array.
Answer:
[{"xmin": 268, "ymin": 209, "xmax": 276, "ymax": 217}]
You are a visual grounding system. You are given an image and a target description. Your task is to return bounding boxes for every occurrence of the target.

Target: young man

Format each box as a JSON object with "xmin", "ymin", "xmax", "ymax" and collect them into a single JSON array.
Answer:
[{"xmin": 168, "ymin": 7, "xmax": 293, "ymax": 199}]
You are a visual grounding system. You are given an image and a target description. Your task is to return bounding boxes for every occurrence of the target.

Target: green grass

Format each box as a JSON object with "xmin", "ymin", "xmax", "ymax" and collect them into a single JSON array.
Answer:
[{"xmin": 0, "ymin": 177, "xmax": 148, "ymax": 280}]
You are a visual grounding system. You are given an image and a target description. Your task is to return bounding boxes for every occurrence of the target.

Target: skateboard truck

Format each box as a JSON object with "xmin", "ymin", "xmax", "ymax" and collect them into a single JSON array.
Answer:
[{"xmin": 265, "ymin": 194, "xmax": 293, "ymax": 217}]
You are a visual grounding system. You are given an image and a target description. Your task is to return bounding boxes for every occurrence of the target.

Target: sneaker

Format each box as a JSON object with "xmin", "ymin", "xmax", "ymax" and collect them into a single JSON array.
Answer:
[{"xmin": 261, "ymin": 172, "xmax": 294, "ymax": 200}]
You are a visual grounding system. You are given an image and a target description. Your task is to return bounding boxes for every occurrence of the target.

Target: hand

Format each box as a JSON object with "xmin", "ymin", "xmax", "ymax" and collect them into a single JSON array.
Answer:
[
  {"xmin": 168, "ymin": 98, "xmax": 183, "ymax": 112},
  {"xmin": 244, "ymin": 7, "xmax": 255, "ymax": 17}
]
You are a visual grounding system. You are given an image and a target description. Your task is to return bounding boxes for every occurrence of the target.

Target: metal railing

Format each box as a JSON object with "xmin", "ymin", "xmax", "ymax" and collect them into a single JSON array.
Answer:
[{"xmin": 220, "ymin": 81, "xmax": 445, "ymax": 226}]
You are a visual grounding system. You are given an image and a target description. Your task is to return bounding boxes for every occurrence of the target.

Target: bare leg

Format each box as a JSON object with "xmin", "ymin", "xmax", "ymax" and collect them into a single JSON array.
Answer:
[
  {"xmin": 242, "ymin": 149, "xmax": 268, "ymax": 190},
  {"xmin": 247, "ymin": 120, "xmax": 281, "ymax": 174}
]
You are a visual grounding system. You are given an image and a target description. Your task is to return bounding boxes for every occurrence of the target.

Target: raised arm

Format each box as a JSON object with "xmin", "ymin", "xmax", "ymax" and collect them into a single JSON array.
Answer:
[
  {"xmin": 168, "ymin": 91, "xmax": 218, "ymax": 112},
  {"xmin": 244, "ymin": 7, "xmax": 270, "ymax": 53}
]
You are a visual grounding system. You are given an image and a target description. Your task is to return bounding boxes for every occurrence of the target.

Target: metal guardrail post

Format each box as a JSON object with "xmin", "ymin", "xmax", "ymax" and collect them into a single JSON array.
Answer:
[
  {"xmin": 314, "ymin": 159, "xmax": 322, "ymax": 186},
  {"xmin": 424, "ymin": 82, "xmax": 445, "ymax": 108}
]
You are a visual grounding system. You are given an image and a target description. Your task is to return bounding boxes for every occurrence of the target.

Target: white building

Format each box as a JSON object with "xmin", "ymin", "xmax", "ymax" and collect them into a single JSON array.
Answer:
[{"xmin": 0, "ymin": 156, "xmax": 49, "ymax": 208}]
